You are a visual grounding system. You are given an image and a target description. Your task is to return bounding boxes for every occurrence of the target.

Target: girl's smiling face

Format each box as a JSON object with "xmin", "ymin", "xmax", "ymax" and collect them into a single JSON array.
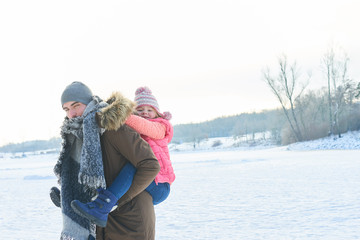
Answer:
[{"xmin": 136, "ymin": 105, "xmax": 158, "ymax": 119}]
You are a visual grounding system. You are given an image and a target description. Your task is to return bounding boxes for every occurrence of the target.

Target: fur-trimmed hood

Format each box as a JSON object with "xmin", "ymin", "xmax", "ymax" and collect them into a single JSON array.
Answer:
[{"xmin": 96, "ymin": 92, "xmax": 136, "ymax": 131}]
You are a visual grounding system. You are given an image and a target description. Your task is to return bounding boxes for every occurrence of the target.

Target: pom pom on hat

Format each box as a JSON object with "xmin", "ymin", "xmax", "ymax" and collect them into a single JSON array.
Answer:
[
  {"xmin": 134, "ymin": 86, "xmax": 171, "ymax": 120},
  {"xmin": 135, "ymin": 86, "xmax": 153, "ymax": 96}
]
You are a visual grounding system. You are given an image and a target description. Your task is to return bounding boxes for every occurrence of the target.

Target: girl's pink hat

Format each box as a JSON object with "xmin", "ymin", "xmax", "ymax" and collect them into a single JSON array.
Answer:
[{"xmin": 134, "ymin": 86, "xmax": 172, "ymax": 120}]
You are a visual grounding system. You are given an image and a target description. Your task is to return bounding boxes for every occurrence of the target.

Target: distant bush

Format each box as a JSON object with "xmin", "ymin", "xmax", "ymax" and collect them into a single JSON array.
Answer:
[{"xmin": 212, "ymin": 140, "xmax": 222, "ymax": 147}]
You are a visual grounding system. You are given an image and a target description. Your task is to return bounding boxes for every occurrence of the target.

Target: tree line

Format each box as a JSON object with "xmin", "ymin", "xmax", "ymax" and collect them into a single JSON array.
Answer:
[
  {"xmin": 0, "ymin": 138, "xmax": 61, "ymax": 154},
  {"xmin": 172, "ymin": 109, "xmax": 286, "ymax": 145}
]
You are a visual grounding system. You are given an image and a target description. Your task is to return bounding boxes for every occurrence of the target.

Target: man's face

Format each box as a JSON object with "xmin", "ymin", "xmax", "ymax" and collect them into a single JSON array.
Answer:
[{"xmin": 62, "ymin": 101, "xmax": 87, "ymax": 119}]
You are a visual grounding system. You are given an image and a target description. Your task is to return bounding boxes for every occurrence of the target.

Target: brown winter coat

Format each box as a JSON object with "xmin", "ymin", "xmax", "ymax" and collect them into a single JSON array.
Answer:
[{"xmin": 95, "ymin": 92, "xmax": 160, "ymax": 240}]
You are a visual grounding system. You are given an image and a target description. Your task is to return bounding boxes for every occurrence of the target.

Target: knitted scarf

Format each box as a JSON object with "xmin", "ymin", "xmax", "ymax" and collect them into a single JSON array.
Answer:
[{"xmin": 53, "ymin": 96, "xmax": 108, "ymax": 240}]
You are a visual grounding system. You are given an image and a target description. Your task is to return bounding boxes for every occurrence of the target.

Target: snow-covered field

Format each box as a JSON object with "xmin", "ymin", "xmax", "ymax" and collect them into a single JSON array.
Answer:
[{"xmin": 1, "ymin": 132, "xmax": 360, "ymax": 239}]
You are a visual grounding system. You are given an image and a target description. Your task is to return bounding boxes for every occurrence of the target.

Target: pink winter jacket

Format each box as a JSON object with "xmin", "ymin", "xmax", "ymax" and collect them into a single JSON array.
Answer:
[{"xmin": 125, "ymin": 115, "xmax": 175, "ymax": 184}]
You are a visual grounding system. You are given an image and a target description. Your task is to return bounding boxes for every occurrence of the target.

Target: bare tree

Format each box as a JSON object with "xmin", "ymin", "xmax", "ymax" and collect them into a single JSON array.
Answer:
[
  {"xmin": 323, "ymin": 48, "xmax": 334, "ymax": 135},
  {"xmin": 262, "ymin": 55, "xmax": 309, "ymax": 142},
  {"xmin": 322, "ymin": 46, "xmax": 354, "ymax": 137}
]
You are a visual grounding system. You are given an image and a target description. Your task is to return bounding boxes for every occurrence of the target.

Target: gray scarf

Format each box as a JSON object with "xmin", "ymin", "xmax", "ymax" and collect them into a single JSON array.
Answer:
[
  {"xmin": 53, "ymin": 96, "xmax": 108, "ymax": 240},
  {"xmin": 54, "ymin": 96, "xmax": 108, "ymax": 190}
]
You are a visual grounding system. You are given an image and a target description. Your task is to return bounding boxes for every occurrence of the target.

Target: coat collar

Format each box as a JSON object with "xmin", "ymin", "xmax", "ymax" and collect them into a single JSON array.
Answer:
[{"xmin": 96, "ymin": 92, "xmax": 135, "ymax": 131}]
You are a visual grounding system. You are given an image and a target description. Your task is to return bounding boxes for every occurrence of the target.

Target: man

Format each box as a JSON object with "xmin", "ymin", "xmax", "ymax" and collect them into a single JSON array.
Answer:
[{"xmin": 52, "ymin": 81, "xmax": 160, "ymax": 240}]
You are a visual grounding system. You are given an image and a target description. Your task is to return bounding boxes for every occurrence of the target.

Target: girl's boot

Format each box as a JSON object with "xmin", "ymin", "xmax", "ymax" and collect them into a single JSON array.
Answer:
[{"xmin": 71, "ymin": 188, "xmax": 118, "ymax": 227}]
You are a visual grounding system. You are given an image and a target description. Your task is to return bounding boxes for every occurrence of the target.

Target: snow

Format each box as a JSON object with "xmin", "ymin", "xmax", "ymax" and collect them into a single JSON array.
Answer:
[
  {"xmin": 286, "ymin": 131, "xmax": 360, "ymax": 150},
  {"xmin": 1, "ymin": 131, "xmax": 360, "ymax": 239},
  {"xmin": 170, "ymin": 130, "xmax": 360, "ymax": 152}
]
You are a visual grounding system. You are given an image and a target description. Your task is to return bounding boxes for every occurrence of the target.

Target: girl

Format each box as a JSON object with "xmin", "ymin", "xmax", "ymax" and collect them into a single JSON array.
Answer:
[{"xmin": 70, "ymin": 86, "xmax": 175, "ymax": 227}]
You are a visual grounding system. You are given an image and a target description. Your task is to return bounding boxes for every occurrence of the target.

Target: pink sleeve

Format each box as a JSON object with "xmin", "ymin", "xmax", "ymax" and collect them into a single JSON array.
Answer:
[{"xmin": 125, "ymin": 115, "xmax": 166, "ymax": 140}]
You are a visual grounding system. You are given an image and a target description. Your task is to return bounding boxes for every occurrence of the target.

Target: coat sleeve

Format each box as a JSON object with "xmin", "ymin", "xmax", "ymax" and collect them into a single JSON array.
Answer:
[
  {"xmin": 125, "ymin": 115, "xmax": 166, "ymax": 140},
  {"xmin": 105, "ymin": 126, "xmax": 160, "ymax": 206}
]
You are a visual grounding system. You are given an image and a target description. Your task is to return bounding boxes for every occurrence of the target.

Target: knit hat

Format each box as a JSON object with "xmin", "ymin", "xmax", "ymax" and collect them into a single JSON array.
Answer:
[
  {"xmin": 134, "ymin": 86, "xmax": 172, "ymax": 120},
  {"xmin": 61, "ymin": 81, "xmax": 93, "ymax": 106}
]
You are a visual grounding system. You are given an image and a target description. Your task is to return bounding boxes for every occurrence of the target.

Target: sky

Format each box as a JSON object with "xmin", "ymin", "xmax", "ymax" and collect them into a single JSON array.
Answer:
[{"xmin": 0, "ymin": 0, "xmax": 359, "ymax": 146}]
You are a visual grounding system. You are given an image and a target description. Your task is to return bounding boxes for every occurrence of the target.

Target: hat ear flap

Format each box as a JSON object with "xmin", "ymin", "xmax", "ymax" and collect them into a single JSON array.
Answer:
[{"xmin": 162, "ymin": 112, "xmax": 172, "ymax": 120}]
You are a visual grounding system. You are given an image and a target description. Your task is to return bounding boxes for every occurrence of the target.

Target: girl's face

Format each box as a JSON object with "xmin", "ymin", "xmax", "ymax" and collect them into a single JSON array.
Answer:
[{"xmin": 136, "ymin": 105, "xmax": 158, "ymax": 119}]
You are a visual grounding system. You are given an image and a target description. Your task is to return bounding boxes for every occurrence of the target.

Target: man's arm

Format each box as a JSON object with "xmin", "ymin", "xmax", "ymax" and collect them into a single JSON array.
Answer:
[{"xmin": 106, "ymin": 125, "xmax": 160, "ymax": 206}]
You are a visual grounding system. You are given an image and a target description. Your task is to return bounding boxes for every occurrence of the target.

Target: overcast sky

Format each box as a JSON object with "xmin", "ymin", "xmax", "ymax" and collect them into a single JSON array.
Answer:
[{"xmin": 0, "ymin": 0, "xmax": 359, "ymax": 146}]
